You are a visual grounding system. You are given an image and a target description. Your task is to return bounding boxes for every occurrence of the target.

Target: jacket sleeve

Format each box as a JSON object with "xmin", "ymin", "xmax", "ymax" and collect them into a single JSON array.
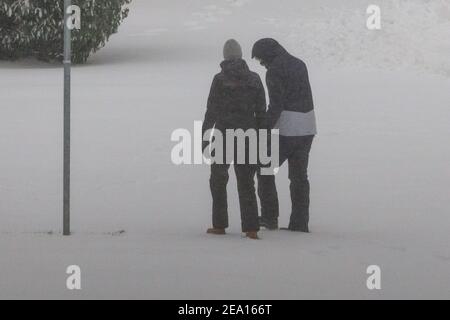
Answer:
[
  {"xmin": 255, "ymin": 75, "xmax": 268, "ymax": 130},
  {"xmin": 202, "ymin": 75, "xmax": 220, "ymax": 140},
  {"xmin": 266, "ymin": 68, "xmax": 285, "ymax": 129}
]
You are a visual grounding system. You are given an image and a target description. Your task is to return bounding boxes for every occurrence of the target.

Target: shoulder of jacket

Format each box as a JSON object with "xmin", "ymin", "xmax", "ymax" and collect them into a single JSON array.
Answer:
[
  {"xmin": 289, "ymin": 55, "xmax": 307, "ymax": 69},
  {"xmin": 213, "ymin": 72, "xmax": 226, "ymax": 83}
]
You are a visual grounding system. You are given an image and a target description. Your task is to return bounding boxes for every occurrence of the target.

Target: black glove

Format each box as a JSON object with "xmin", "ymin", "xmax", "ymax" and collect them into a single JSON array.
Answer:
[{"xmin": 202, "ymin": 140, "xmax": 210, "ymax": 153}]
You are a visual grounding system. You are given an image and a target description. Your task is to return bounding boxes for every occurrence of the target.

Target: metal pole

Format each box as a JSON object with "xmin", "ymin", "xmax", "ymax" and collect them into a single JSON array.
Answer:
[{"xmin": 63, "ymin": 0, "xmax": 72, "ymax": 236}]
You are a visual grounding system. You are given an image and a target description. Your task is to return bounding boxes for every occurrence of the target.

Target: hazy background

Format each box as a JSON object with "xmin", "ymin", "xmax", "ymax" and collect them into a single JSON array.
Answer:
[{"xmin": 0, "ymin": 0, "xmax": 449, "ymax": 299}]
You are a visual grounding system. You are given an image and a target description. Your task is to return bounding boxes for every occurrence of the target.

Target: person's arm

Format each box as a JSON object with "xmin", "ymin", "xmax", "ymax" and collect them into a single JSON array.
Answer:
[
  {"xmin": 255, "ymin": 75, "xmax": 267, "ymax": 130},
  {"xmin": 202, "ymin": 75, "xmax": 220, "ymax": 150},
  {"xmin": 266, "ymin": 68, "xmax": 285, "ymax": 129}
]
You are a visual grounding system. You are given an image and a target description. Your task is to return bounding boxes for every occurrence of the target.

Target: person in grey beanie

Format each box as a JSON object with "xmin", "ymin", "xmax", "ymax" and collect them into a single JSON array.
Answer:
[
  {"xmin": 202, "ymin": 39, "xmax": 267, "ymax": 240},
  {"xmin": 222, "ymin": 39, "xmax": 243, "ymax": 60}
]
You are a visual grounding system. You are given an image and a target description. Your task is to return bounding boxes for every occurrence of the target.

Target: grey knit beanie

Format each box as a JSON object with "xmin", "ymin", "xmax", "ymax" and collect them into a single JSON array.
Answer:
[{"xmin": 223, "ymin": 39, "xmax": 243, "ymax": 60}]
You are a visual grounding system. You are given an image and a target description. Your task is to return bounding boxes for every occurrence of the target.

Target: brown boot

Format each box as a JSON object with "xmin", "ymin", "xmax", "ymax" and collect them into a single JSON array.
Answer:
[
  {"xmin": 207, "ymin": 228, "xmax": 226, "ymax": 235},
  {"xmin": 245, "ymin": 231, "xmax": 260, "ymax": 240}
]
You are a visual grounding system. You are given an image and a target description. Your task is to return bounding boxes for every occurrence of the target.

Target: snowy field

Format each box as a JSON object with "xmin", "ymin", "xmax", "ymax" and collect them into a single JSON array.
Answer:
[{"xmin": 0, "ymin": 0, "xmax": 449, "ymax": 299}]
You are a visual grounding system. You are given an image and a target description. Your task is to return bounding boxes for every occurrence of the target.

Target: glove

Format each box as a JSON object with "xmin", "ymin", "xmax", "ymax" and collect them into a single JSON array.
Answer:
[{"xmin": 202, "ymin": 140, "xmax": 210, "ymax": 153}]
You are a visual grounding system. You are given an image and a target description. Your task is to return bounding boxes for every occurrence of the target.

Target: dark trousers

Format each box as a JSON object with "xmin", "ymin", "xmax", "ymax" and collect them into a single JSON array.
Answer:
[
  {"xmin": 258, "ymin": 135, "xmax": 314, "ymax": 229},
  {"xmin": 210, "ymin": 164, "xmax": 259, "ymax": 232}
]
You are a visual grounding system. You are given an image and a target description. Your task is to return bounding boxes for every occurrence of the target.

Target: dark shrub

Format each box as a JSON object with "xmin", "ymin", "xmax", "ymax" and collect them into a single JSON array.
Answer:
[{"xmin": 0, "ymin": 0, "xmax": 132, "ymax": 63}]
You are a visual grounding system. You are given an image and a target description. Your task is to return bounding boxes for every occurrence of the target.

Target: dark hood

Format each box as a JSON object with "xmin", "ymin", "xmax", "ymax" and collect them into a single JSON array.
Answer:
[
  {"xmin": 252, "ymin": 38, "xmax": 287, "ymax": 65},
  {"xmin": 220, "ymin": 59, "xmax": 251, "ymax": 80}
]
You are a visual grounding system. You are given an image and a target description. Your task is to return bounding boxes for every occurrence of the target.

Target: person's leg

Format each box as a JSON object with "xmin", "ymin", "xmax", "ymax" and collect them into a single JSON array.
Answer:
[
  {"xmin": 257, "ymin": 173, "xmax": 279, "ymax": 225},
  {"xmin": 257, "ymin": 136, "xmax": 290, "ymax": 227},
  {"xmin": 287, "ymin": 136, "xmax": 314, "ymax": 232},
  {"xmin": 234, "ymin": 165, "xmax": 259, "ymax": 233},
  {"xmin": 210, "ymin": 164, "xmax": 230, "ymax": 230}
]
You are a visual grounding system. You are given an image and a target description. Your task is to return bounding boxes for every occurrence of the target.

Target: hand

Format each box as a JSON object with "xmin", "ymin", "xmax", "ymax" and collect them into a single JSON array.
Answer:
[{"xmin": 202, "ymin": 140, "xmax": 210, "ymax": 152}]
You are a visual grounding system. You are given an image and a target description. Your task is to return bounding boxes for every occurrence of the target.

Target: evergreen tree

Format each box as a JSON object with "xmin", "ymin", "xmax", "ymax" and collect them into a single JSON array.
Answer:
[{"xmin": 0, "ymin": 0, "xmax": 132, "ymax": 63}]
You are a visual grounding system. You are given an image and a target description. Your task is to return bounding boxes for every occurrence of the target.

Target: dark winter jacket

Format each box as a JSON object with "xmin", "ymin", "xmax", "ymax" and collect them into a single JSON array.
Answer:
[
  {"xmin": 202, "ymin": 59, "xmax": 267, "ymax": 137},
  {"xmin": 252, "ymin": 39, "xmax": 317, "ymax": 136}
]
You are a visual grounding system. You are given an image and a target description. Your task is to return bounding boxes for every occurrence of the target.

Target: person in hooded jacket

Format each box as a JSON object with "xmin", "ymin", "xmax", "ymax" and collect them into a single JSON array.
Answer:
[
  {"xmin": 252, "ymin": 38, "xmax": 317, "ymax": 233},
  {"xmin": 202, "ymin": 39, "xmax": 267, "ymax": 240}
]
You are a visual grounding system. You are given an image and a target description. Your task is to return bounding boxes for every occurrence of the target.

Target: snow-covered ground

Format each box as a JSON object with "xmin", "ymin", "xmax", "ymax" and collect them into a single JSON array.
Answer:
[{"xmin": 0, "ymin": 0, "xmax": 449, "ymax": 299}]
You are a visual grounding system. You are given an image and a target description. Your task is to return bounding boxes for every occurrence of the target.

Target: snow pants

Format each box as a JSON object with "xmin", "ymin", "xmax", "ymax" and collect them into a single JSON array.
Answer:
[
  {"xmin": 258, "ymin": 135, "xmax": 314, "ymax": 230},
  {"xmin": 210, "ymin": 164, "xmax": 260, "ymax": 232}
]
